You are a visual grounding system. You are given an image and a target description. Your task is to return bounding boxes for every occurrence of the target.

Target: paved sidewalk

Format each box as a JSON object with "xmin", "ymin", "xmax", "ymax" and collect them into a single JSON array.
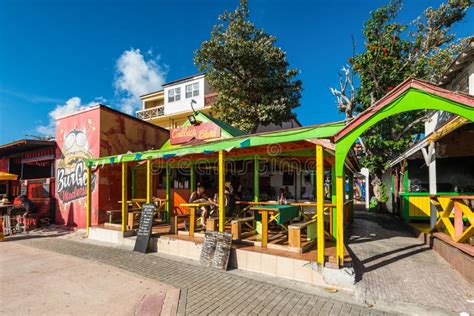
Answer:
[
  {"xmin": 9, "ymin": 237, "xmax": 393, "ymax": 316},
  {"xmin": 347, "ymin": 210, "xmax": 474, "ymax": 314},
  {"xmin": 0, "ymin": 242, "xmax": 178, "ymax": 315}
]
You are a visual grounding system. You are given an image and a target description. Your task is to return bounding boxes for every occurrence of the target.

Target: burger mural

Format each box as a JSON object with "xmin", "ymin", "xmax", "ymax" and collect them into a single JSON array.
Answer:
[
  {"xmin": 55, "ymin": 111, "xmax": 100, "ymax": 227},
  {"xmin": 56, "ymin": 128, "xmax": 96, "ymax": 203}
]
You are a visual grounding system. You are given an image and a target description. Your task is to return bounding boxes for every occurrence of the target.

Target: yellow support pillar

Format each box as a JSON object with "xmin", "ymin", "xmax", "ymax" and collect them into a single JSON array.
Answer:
[
  {"xmin": 121, "ymin": 162, "xmax": 128, "ymax": 232},
  {"xmin": 218, "ymin": 150, "xmax": 225, "ymax": 232},
  {"xmin": 336, "ymin": 175, "xmax": 345, "ymax": 266},
  {"xmin": 86, "ymin": 164, "xmax": 92, "ymax": 236},
  {"xmin": 316, "ymin": 145, "xmax": 325, "ymax": 265},
  {"xmin": 146, "ymin": 160, "xmax": 153, "ymax": 203}
]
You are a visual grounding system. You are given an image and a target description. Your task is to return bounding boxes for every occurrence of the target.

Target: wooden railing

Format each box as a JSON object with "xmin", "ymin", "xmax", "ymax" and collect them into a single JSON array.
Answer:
[
  {"xmin": 430, "ymin": 195, "xmax": 474, "ymax": 243},
  {"xmin": 136, "ymin": 105, "xmax": 165, "ymax": 120}
]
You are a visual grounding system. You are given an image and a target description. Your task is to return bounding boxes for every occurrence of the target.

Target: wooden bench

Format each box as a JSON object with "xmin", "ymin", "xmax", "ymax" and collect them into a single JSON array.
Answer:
[
  {"xmin": 288, "ymin": 219, "xmax": 318, "ymax": 250},
  {"xmin": 106, "ymin": 210, "xmax": 122, "ymax": 223},
  {"xmin": 231, "ymin": 217, "xmax": 255, "ymax": 240}
]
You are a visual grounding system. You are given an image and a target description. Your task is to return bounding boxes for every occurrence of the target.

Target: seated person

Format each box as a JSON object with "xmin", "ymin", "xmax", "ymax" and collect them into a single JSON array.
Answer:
[
  {"xmin": 208, "ymin": 182, "xmax": 236, "ymax": 219},
  {"xmin": 12, "ymin": 195, "xmax": 35, "ymax": 216},
  {"xmin": 12, "ymin": 195, "xmax": 35, "ymax": 230},
  {"xmin": 189, "ymin": 183, "xmax": 209, "ymax": 225},
  {"xmin": 278, "ymin": 188, "xmax": 286, "ymax": 204}
]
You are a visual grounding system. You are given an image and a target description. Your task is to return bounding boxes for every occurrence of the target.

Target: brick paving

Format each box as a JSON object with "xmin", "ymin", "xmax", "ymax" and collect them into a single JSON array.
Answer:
[
  {"xmin": 12, "ymin": 237, "xmax": 393, "ymax": 316},
  {"xmin": 347, "ymin": 209, "xmax": 474, "ymax": 314}
]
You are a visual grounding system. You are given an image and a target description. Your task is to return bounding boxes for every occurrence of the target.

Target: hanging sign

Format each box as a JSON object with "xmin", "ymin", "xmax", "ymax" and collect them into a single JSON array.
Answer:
[{"xmin": 170, "ymin": 122, "xmax": 221, "ymax": 145}]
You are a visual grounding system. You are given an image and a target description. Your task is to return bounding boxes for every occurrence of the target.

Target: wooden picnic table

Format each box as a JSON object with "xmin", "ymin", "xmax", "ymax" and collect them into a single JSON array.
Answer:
[
  {"xmin": 179, "ymin": 202, "xmax": 211, "ymax": 237},
  {"xmin": 115, "ymin": 199, "xmax": 168, "ymax": 229},
  {"xmin": 429, "ymin": 195, "xmax": 474, "ymax": 243},
  {"xmin": 250, "ymin": 204, "xmax": 299, "ymax": 248},
  {"xmin": 118, "ymin": 198, "xmax": 147, "ymax": 209}
]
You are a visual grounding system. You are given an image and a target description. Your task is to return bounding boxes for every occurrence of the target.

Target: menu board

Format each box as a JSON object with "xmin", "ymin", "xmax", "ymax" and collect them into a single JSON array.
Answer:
[
  {"xmin": 199, "ymin": 231, "xmax": 233, "ymax": 270},
  {"xmin": 133, "ymin": 204, "xmax": 155, "ymax": 253}
]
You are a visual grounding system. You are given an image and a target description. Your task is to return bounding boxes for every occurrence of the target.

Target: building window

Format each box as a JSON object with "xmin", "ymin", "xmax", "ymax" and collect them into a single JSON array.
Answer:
[
  {"xmin": 185, "ymin": 82, "xmax": 199, "ymax": 99},
  {"xmin": 168, "ymin": 88, "xmax": 181, "ymax": 102}
]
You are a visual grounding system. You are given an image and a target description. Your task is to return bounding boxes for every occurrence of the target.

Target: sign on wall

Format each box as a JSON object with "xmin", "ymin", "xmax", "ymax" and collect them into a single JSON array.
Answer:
[
  {"xmin": 170, "ymin": 122, "xmax": 221, "ymax": 145},
  {"xmin": 56, "ymin": 128, "xmax": 96, "ymax": 204}
]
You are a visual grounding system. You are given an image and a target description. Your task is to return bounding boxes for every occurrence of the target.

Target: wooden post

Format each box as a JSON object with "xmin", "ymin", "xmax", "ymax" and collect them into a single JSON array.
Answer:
[
  {"xmin": 316, "ymin": 145, "xmax": 325, "ymax": 265},
  {"xmin": 254, "ymin": 156, "xmax": 259, "ymax": 202},
  {"xmin": 131, "ymin": 167, "xmax": 136, "ymax": 199},
  {"xmin": 121, "ymin": 162, "xmax": 128, "ymax": 232},
  {"xmin": 189, "ymin": 207, "xmax": 195, "ymax": 237},
  {"xmin": 330, "ymin": 164, "xmax": 337, "ymax": 239},
  {"xmin": 146, "ymin": 160, "xmax": 153, "ymax": 203},
  {"xmin": 86, "ymin": 164, "xmax": 92, "ymax": 236},
  {"xmin": 422, "ymin": 142, "xmax": 437, "ymax": 229},
  {"xmin": 166, "ymin": 164, "xmax": 170, "ymax": 222},
  {"xmin": 261, "ymin": 210, "xmax": 268, "ymax": 248},
  {"xmin": 190, "ymin": 163, "xmax": 196, "ymax": 192},
  {"xmin": 336, "ymin": 175, "xmax": 345, "ymax": 266},
  {"xmin": 218, "ymin": 151, "xmax": 225, "ymax": 232}
]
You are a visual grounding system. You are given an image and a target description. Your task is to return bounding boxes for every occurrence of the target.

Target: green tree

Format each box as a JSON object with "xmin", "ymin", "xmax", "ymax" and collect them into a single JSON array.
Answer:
[
  {"xmin": 331, "ymin": 0, "xmax": 472, "ymax": 176},
  {"xmin": 194, "ymin": 0, "xmax": 302, "ymax": 133}
]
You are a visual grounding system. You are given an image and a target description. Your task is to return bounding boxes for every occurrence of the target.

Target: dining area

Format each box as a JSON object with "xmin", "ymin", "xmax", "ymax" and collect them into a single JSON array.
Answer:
[{"xmin": 173, "ymin": 198, "xmax": 338, "ymax": 254}]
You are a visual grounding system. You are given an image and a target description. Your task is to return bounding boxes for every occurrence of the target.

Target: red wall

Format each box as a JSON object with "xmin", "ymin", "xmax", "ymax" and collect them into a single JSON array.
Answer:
[{"xmin": 55, "ymin": 105, "xmax": 169, "ymax": 228}]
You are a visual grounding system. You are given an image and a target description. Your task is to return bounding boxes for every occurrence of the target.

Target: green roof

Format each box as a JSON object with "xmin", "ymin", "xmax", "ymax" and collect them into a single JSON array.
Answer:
[{"xmin": 89, "ymin": 120, "xmax": 345, "ymax": 167}]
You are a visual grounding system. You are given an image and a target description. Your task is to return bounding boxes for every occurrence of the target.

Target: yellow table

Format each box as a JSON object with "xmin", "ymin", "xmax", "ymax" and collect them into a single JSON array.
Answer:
[
  {"xmin": 250, "ymin": 205, "xmax": 299, "ymax": 248},
  {"xmin": 179, "ymin": 202, "xmax": 211, "ymax": 237}
]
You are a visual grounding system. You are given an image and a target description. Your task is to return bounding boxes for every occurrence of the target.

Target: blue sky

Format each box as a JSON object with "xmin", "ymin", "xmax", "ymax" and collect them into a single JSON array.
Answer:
[{"xmin": 0, "ymin": 0, "xmax": 472, "ymax": 143}]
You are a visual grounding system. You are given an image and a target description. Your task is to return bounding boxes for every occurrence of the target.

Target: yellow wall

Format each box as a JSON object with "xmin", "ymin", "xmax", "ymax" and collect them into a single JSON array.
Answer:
[{"xmin": 408, "ymin": 196, "xmax": 431, "ymax": 217}]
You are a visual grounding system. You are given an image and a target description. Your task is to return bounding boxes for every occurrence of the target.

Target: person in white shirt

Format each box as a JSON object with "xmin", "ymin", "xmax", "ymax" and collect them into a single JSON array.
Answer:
[{"xmin": 302, "ymin": 177, "xmax": 313, "ymax": 199}]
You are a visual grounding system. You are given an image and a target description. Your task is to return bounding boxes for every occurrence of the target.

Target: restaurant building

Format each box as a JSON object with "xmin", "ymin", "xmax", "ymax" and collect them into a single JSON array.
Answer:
[
  {"xmin": 0, "ymin": 139, "xmax": 56, "ymax": 225},
  {"xmin": 54, "ymin": 104, "xmax": 169, "ymax": 228}
]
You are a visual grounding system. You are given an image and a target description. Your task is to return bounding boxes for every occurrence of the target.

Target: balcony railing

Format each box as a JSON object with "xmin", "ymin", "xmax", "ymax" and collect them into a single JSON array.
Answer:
[
  {"xmin": 204, "ymin": 93, "xmax": 218, "ymax": 107},
  {"xmin": 136, "ymin": 93, "xmax": 218, "ymax": 121},
  {"xmin": 136, "ymin": 105, "xmax": 165, "ymax": 120}
]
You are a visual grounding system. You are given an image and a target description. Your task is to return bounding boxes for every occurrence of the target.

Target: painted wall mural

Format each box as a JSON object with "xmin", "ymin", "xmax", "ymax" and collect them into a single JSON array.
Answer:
[
  {"xmin": 56, "ymin": 129, "xmax": 97, "ymax": 203},
  {"xmin": 55, "ymin": 110, "xmax": 100, "ymax": 227}
]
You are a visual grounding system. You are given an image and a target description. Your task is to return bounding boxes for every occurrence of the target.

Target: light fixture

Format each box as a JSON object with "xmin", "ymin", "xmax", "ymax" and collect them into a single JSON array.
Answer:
[
  {"xmin": 188, "ymin": 114, "xmax": 199, "ymax": 125},
  {"xmin": 188, "ymin": 99, "xmax": 200, "ymax": 125}
]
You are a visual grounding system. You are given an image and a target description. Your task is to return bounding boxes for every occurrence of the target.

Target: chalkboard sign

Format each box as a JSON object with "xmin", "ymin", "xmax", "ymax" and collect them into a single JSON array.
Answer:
[
  {"xmin": 133, "ymin": 203, "xmax": 155, "ymax": 253},
  {"xmin": 199, "ymin": 231, "xmax": 233, "ymax": 270}
]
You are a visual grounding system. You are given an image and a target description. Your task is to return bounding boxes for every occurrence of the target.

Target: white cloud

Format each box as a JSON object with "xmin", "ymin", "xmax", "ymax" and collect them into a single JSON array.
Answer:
[
  {"xmin": 36, "ymin": 97, "xmax": 104, "ymax": 136},
  {"xmin": 114, "ymin": 48, "xmax": 167, "ymax": 114}
]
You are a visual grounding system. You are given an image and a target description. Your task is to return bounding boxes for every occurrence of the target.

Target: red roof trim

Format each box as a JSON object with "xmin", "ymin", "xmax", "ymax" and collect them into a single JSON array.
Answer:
[{"xmin": 334, "ymin": 78, "xmax": 474, "ymax": 142}]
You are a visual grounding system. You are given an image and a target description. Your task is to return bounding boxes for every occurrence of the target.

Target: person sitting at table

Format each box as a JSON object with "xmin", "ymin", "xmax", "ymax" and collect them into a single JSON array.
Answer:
[
  {"xmin": 189, "ymin": 183, "xmax": 209, "ymax": 226},
  {"xmin": 208, "ymin": 182, "xmax": 237, "ymax": 218},
  {"xmin": 12, "ymin": 195, "xmax": 35, "ymax": 231}
]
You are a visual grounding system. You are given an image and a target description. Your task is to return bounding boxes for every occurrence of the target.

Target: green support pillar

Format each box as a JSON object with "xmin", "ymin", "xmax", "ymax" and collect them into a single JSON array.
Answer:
[
  {"xmin": 166, "ymin": 164, "xmax": 171, "ymax": 222},
  {"xmin": 190, "ymin": 163, "xmax": 196, "ymax": 193},
  {"xmin": 254, "ymin": 156, "xmax": 259, "ymax": 202},
  {"xmin": 348, "ymin": 172, "xmax": 354, "ymax": 222},
  {"xmin": 331, "ymin": 164, "xmax": 337, "ymax": 239}
]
